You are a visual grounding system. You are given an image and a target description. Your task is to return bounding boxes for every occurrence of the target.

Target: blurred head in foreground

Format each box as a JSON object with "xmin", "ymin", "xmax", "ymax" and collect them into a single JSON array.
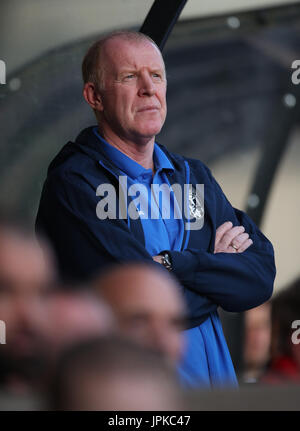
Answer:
[
  {"xmin": 45, "ymin": 289, "xmax": 116, "ymax": 358},
  {"xmin": 92, "ymin": 263, "xmax": 187, "ymax": 365},
  {"xmin": 262, "ymin": 277, "xmax": 300, "ymax": 384},
  {"xmin": 49, "ymin": 336, "xmax": 184, "ymax": 411},
  {"xmin": 243, "ymin": 302, "xmax": 272, "ymax": 383},
  {"xmin": 0, "ymin": 221, "xmax": 56, "ymax": 392}
]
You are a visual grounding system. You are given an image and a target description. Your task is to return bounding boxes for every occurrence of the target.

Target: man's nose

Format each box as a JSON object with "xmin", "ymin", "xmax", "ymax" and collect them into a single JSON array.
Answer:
[{"xmin": 138, "ymin": 73, "xmax": 155, "ymax": 97}]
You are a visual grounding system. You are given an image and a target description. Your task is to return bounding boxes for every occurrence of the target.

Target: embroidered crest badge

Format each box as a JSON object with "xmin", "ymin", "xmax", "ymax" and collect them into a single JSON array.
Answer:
[{"xmin": 188, "ymin": 186, "xmax": 204, "ymax": 220}]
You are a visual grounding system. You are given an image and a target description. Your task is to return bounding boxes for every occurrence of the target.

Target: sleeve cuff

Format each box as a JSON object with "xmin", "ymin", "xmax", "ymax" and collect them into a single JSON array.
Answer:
[{"xmin": 168, "ymin": 249, "xmax": 199, "ymax": 276}]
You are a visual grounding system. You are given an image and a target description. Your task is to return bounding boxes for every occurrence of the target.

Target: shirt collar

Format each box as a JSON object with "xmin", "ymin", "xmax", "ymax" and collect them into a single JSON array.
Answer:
[{"xmin": 93, "ymin": 127, "xmax": 174, "ymax": 180}]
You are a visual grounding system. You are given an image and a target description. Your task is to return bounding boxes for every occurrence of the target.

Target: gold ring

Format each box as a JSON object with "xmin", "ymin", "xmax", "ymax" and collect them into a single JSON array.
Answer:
[{"xmin": 231, "ymin": 244, "xmax": 238, "ymax": 251}]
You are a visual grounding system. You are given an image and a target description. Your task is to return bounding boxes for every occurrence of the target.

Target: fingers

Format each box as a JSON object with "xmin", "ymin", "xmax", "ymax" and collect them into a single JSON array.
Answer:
[
  {"xmin": 231, "ymin": 232, "xmax": 249, "ymax": 250},
  {"xmin": 215, "ymin": 221, "xmax": 233, "ymax": 246},
  {"xmin": 214, "ymin": 222, "xmax": 254, "ymax": 253},
  {"xmin": 235, "ymin": 238, "xmax": 253, "ymax": 253},
  {"xmin": 217, "ymin": 225, "xmax": 245, "ymax": 251}
]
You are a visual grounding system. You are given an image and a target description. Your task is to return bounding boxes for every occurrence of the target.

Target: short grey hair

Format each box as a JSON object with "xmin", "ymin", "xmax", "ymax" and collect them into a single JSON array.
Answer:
[{"xmin": 82, "ymin": 30, "xmax": 165, "ymax": 91}]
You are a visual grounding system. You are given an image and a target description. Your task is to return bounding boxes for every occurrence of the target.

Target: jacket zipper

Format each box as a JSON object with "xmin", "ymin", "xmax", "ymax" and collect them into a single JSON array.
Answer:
[{"xmin": 181, "ymin": 160, "xmax": 191, "ymax": 252}]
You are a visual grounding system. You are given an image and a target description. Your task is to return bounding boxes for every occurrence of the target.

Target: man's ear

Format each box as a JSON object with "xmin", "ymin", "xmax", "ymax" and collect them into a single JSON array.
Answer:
[{"xmin": 83, "ymin": 82, "xmax": 104, "ymax": 112}]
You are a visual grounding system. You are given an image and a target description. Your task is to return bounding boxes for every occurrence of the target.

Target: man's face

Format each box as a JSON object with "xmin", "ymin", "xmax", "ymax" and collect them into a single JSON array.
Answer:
[
  {"xmin": 46, "ymin": 293, "xmax": 115, "ymax": 357},
  {"xmin": 244, "ymin": 304, "xmax": 271, "ymax": 368},
  {"xmin": 97, "ymin": 38, "xmax": 167, "ymax": 142},
  {"xmin": 0, "ymin": 233, "xmax": 54, "ymax": 362},
  {"xmin": 97, "ymin": 267, "xmax": 186, "ymax": 364}
]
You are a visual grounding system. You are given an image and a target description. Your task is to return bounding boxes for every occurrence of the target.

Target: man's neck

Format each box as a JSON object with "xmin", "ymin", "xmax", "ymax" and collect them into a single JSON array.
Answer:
[{"xmin": 98, "ymin": 126, "xmax": 155, "ymax": 172}]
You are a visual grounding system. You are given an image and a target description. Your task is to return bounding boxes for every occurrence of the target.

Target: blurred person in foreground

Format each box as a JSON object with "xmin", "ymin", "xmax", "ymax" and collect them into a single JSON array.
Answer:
[
  {"xmin": 261, "ymin": 278, "xmax": 300, "ymax": 384},
  {"xmin": 242, "ymin": 302, "xmax": 272, "ymax": 384},
  {"xmin": 45, "ymin": 289, "xmax": 116, "ymax": 360},
  {"xmin": 0, "ymin": 221, "xmax": 56, "ymax": 394},
  {"xmin": 93, "ymin": 262, "xmax": 186, "ymax": 366},
  {"xmin": 36, "ymin": 30, "xmax": 276, "ymax": 388},
  {"xmin": 0, "ymin": 219, "xmax": 115, "ymax": 402},
  {"xmin": 49, "ymin": 336, "xmax": 185, "ymax": 411}
]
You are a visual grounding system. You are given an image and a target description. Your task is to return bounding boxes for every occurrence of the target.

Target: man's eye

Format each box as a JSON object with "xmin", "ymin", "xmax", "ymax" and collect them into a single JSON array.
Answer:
[{"xmin": 125, "ymin": 74, "xmax": 135, "ymax": 79}]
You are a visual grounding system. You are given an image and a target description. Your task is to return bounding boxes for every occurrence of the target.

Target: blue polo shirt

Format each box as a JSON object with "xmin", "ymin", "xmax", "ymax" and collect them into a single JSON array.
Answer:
[
  {"xmin": 93, "ymin": 128, "xmax": 238, "ymax": 388},
  {"xmin": 93, "ymin": 127, "xmax": 184, "ymax": 255}
]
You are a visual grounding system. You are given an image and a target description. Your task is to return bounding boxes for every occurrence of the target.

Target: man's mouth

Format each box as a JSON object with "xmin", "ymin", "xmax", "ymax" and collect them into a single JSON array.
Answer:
[{"xmin": 137, "ymin": 106, "xmax": 160, "ymax": 113}]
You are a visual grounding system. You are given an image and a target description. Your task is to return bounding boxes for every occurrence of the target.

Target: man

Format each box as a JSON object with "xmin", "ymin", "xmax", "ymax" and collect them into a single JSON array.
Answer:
[
  {"xmin": 243, "ymin": 302, "xmax": 272, "ymax": 383},
  {"xmin": 93, "ymin": 262, "xmax": 186, "ymax": 365},
  {"xmin": 36, "ymin": 30, "xmax": 276, "ymax": 387},
  {"xmin": 49, "ymin": 336, "xmax": 185, "ymax": 411},
  {"xmin": 0, "ymin": 221, "xmax": 56, "ymax": 393}
]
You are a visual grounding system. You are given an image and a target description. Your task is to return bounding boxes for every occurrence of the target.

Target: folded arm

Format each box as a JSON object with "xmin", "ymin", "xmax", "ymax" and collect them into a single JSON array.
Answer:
[{"xmin": 157, "ymin": 167, "xmax": 276, "ymax": 312}]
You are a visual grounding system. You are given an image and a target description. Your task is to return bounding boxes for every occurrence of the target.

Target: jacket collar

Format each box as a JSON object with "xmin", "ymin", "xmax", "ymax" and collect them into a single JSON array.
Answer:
[
  {"xmin": 92, "ymin": 126, "xmax": 174, "ymax": 180},
  {"xmin": 74, "ymin": 126, "xmax": 182, "ymax": 177}
]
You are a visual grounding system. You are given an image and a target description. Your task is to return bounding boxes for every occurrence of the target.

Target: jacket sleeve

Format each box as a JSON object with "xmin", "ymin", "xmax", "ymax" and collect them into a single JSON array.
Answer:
[{"xmin": 168, "ymin": 166, "xmax": 276, "ymax": 312}]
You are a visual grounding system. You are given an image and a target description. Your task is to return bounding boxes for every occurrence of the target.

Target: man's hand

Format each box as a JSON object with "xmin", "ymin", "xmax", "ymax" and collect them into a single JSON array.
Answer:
[
  {"xmin": 153, "ymin": 255, "xmax": 163, "ymax": 264},
  {"xmin": 214, "ymin": 221, "xmax": 253, "ymax": 254}
]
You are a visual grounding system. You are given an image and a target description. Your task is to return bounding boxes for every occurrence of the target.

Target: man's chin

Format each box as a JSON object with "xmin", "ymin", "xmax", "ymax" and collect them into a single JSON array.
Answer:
[{"xmin": 132, "ymin": 125, "xmax": 163, "ymax": 142}]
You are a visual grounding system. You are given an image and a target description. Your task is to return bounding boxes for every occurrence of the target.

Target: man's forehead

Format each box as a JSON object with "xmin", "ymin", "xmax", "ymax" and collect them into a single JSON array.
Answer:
[
  {"xmin": 105, "ymin": 280, "xmax": 184, "ymax": 313},
  {"xmin": 102, "ymin": 38, "xmax": 165, "ymax": 71}
]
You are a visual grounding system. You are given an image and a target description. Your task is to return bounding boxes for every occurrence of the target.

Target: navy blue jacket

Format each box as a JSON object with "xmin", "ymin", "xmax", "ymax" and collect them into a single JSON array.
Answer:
[{"xmin": 36, "ymin": 126, "xmax": 276, "ymax": 328}]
